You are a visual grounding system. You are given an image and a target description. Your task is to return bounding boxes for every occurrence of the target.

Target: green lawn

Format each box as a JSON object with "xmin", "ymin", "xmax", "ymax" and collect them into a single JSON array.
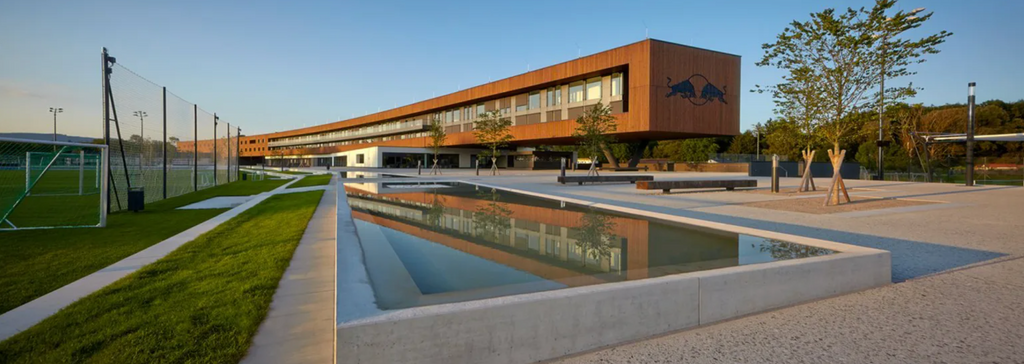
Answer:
[
  {"xmin": 0, "ymin": 178, "xmax": 288, "ymax": 315},
  {"xmin": 286, "ymin": 174, "xmax": 333, "ymax": 189},
  {"xmin": 0, "ymin": 191, "xmax": 323, "ymax": 363}
]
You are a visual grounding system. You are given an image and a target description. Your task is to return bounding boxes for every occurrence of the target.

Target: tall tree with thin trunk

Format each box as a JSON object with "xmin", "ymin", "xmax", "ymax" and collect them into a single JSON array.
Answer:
[
  {"xmin": 427, "ymin": 116, "xmax": 446, "ymax": 175},
  {"xmin": 473, "ymin": 110, "xmax": 513, "ymax": 175},
  {"xmin": 572, "ymin": 103, "xmax": 617, "ymax": 176},
  {"xmin": 756, "ymin": 0, "xmax": 950, "ymax": 204}
]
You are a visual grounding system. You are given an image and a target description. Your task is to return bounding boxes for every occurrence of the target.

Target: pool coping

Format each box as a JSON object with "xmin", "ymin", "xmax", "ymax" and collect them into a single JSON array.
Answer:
[{"xmin": 334, "ymin": 180, "xmax": 892, "ymax": 364}]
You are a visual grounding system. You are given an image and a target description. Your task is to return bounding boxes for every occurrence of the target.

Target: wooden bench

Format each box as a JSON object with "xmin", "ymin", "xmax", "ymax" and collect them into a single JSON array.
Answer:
[
  {"xmin": 636, "ymin": 179, "xmax": 757, "ymax": 193},
  {"xmin": 558, "ymin": 175, "xmax": 654, "ymax": 185}
]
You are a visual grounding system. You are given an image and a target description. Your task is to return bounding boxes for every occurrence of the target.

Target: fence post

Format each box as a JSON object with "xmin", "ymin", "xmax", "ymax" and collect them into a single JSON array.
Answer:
[
  {"xmin": 237, "ymin": 127, "xmax": 241, "ymax": 181},
  {"xmin": 162, "ymin": 86, "xmax": 167, "ymax": 200},
  {"xmin": 227, "ymin": 122, "xmax": 231, "ymax": 183},
  {"xmin": 193, "ymin": 104, "xmax": 198, "ymax": 192},
  {"xmin": 213, "ymin": 113, "xmax": 218, "ymax": 186},
  {"xmin": 102, "ymin": 47, "xmax": 111, "ymax": 211}
]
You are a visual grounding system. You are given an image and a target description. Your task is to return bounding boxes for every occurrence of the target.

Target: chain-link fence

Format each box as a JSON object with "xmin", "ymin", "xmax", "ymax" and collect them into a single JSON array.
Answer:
[{"xmin": 103, "ymin": 49, "xmax": 241, "ymax": 211}]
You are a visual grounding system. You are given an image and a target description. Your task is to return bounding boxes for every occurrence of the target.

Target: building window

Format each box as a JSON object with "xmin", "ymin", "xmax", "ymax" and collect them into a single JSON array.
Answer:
[
  {"xmin": 528, "ymin": 91, "xmax": 540, "ymax": 110},
  {"xmin": 569, "ymin": 82, "xmax": 584, "ymax": 103},
  {"xmin": 586, "ymin": 77, "xmax": 602, "ymax": 100},
  {"xmin": 516, "ymin": 104, "xmax": 529, "ymax": 112},
  {"xmin": 476, "ymin": 104, "xmax": 485, "ymax": 117},
  {"xmin": 453, "ymin": 108, "xmax": 460, "ymax": 122},
  {"xmin": 356, "ymin": 154, "xmax": 364, "ymax": 164},
  {"xmin": 445, "ymin": 110, "xmax": 453, "ymax": 123},
  {"xmin": 611, "ymin": 73, "xmax": 623, "ymax": 96},
  {"xmin": 547, "ymin": 87, "xmax": 561, "ymax": 106}
]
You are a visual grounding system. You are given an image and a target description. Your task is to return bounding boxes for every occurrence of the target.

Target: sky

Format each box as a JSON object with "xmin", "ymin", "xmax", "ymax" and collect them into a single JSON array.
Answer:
[{"xmin": 1, "ymin": 0, "xmax": 1022, "ymax": 139}]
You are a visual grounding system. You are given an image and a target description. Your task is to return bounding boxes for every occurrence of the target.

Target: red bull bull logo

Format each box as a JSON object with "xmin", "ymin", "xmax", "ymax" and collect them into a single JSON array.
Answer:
[{"xmin": 665, "ymin": 74, "xmax": 727, "ymax": 105}]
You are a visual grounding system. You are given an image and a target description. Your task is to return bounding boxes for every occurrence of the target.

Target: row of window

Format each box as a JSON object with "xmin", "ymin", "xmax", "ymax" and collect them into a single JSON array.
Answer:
[{"xmin": 268, "ymin": 72, "xmax": 624, "ymax": 149}]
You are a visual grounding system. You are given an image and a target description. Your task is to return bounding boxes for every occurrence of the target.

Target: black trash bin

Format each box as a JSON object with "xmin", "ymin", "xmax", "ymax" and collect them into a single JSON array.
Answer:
[
  {"xmin": 242, "ymin": 173, "xmax": 248, "ymax": 181},
  {"xmin": 128, "ymin": 187, "xmax": 145, "ymax": 212}
]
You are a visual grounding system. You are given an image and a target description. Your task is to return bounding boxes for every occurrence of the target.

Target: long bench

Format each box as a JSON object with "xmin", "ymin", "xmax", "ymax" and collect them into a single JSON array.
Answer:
[
  {"xmin": 636, "ymin": 179, "xmax": 757, "ymax": 193},
  {"xmin": 557, "ymin": 175, "xmax": 654, "ymax": 185}
]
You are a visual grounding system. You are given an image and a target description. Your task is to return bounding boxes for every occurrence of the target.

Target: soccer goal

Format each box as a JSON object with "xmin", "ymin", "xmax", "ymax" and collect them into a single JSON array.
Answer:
[{"xmin": 0, "ymin": 137, "xmax": 109, "ymax": 230}]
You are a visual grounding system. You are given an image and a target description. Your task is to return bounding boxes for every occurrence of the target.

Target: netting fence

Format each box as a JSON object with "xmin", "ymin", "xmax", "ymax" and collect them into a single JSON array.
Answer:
[
  {"xmin": 0, "ymin": 138, "xmax": 108, "ymax": 230},
  {"xmin": 104, "ymin": 49, "xmax": 241, "ymax": 212}
]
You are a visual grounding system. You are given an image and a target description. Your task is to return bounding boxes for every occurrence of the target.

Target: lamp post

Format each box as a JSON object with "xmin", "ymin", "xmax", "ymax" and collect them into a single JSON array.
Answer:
[
  {"xmin": 133, "ymin": 111, "xmax": 147, "ymax": 167},
  {"xmin": 754, "ymin": 130, "xmax": 760, "ymax": 161},
  {"xmin": 49, "ymin": 107, "xmax": 63, "ymax": 152}
]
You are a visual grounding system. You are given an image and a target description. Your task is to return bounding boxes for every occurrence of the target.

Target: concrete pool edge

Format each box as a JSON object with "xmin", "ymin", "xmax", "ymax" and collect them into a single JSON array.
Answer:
[{"xmin": 334, "ymin": 181, "xmax": 892, "ymax": 364}]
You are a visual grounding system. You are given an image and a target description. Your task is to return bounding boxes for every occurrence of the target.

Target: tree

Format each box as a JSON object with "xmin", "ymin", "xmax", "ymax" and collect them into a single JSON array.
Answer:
[
  {"xmin": 762, "ymin": 118, "xmax": 804, "ymax": 162},
  {"xmin": 427, "ymin": 116, "xmax": 446, "ymax": 175},
  {"xmin": 756, "ymin": 0, "xmax": 951, "ymax": 204},
  {"xmin": 473, "ymin": 110, "xmax": 514, "ymax": 175},
  {"xmin": 757, "ymin": 0, "xmax": 952, "ymax": 149},
  {"xmin": 725, "ymin": 130, "xmax": 758, "ymax": 155},
  {"xmin": 652, "ymin": 138, "xmax": 718, "ymax": 169},
  {"xmin": 572, "ymin": 103, "xmax": 617, "ymax": 176}
]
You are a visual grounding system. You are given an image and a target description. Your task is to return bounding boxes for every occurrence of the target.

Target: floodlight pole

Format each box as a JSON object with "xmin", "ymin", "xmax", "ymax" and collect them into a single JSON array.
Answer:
[{"xmin": 966, "ymin": 82, "xmax": 976, "ymax": 186}]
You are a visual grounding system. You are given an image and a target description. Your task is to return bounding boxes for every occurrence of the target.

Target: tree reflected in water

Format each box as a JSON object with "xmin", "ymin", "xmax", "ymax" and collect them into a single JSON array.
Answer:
[
  {"xmin": 572, "ymin": 209, "xmax": 616, "ymax": 267},
  {"xmin": 472, "ymin": 188, "xmax": 512, "ymax": 244}
]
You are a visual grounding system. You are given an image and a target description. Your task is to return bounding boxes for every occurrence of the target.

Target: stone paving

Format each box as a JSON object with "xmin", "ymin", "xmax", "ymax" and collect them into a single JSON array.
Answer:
[{"xmin": 322, "ymin": 167, "xmax": 1024, "ymax": 363}]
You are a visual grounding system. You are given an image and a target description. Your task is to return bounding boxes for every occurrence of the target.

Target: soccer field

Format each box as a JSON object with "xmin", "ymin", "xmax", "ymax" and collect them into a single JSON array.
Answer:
[
  {"xmin": 1, "ymin": 169, "xmax": 102, "ymax": 228},
  {"xmin": 2, "ymin": 166, "xmax": 239, "ymax": 229}
]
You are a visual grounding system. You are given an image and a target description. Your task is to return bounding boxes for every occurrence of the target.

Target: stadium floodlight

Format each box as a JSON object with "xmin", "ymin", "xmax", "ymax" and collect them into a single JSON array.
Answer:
[
  {"xmin": 49, "ymin": 107, "xmax": 63, "ymax": 144},
  {"xmin": 0, "ymin": 137, "xmax": 108, "ymax": 230}
]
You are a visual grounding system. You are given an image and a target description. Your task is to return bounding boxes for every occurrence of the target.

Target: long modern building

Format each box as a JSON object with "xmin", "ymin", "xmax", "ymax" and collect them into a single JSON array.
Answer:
[{"xmin": 238, "ymin": 39, "xmax": 740, "ymax": 169}]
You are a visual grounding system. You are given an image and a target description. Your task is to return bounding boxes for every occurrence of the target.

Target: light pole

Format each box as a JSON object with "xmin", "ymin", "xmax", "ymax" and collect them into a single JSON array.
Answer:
[
  {"xmin": 754, "ymin": 130, "xmax": 760, "ymax": 161},
  {"xmin": 876, "ymin": 8, "xmax": 923, "ymax": 181},
  {"xmin": 133, "ymin": 111, "xmax": 148, "ymax": 167},
  {"xmin": 49, "ymin": 107, "xmax": 63, "ymax": 152}
]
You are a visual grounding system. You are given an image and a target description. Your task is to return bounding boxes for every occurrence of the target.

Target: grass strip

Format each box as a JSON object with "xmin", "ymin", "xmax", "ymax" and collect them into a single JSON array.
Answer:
[
  {"xmin": 286, "ymin": 174, "xmax": 332, "ymax": 189},
  {"xmin": 0, "ymin": 178, "xmax": 288, "ymax": 315},
  {"xmin": 0, "ymin": 191, "xmax": 323, "ymax": 363}
]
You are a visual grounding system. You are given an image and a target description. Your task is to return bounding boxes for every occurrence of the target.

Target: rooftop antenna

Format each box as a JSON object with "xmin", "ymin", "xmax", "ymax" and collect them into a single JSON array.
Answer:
[
  {"xmin": 643, "ymin": 21, "xmax": 649, "ymax": 39},
  {"xmin": 575, "ymin": 43, "xmax": 581, "ymax": 58},
  {"xmin": 527, "ymin": 63, "xmax": 530, "ymax": 72}
]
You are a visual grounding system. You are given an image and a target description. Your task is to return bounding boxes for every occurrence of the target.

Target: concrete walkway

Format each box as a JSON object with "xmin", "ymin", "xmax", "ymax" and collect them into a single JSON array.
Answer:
[
  {"xmin": 242, "ymin": 176, "xmax": 337, "ymax": 364},
  {"xmin": 0, "ymin": 176, "xmax": 307, "ymax": 342}
]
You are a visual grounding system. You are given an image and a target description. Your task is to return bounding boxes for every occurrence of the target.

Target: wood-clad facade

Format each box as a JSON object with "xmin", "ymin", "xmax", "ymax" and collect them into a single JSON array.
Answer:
[{"xmin": 237, "ymin": 39, "xmax": 740, "ymax": 166}]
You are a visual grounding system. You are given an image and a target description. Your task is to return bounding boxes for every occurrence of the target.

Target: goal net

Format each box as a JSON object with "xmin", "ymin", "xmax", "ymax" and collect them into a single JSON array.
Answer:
[{"xmin": 0, "ymin": 137, "xmax": 108, "ymax": 230}]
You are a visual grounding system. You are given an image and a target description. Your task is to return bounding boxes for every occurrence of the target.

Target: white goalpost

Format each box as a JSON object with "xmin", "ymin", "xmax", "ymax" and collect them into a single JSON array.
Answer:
[
  {"xmin": 1, "ymin": 137, "xmax": 109, "ymax": 230},
  {"xmin": 25, "ymin": 150, "xmax": 102, "ymax": 196}
]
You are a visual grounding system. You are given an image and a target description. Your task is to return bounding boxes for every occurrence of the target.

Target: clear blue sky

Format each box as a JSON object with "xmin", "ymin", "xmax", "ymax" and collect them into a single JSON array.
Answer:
[{"xmin": 1, "ymin": 0, "xmax": 1021, "ymax": 139}]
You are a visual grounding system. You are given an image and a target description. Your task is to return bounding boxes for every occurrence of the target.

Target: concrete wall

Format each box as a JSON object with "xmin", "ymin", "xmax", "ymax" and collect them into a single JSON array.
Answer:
[{"xmin": 335, "ymin": 182, "xmax": 892, "ymax": 364}]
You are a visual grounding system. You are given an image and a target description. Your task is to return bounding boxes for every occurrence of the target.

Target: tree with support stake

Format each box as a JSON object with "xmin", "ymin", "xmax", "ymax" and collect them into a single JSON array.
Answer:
[
  {"xmin": 473, "ymin": 110, "xmax": 513, "ymax": 176},
  {"xmin": 427, "ymin": 116, "xmax": 446, "ymax": 175},
  {"xmin": 572, "ymin": 102, "xmax": 617, "ymax": 177},
  {"xmin": 755, "ymin": 0, "xmax": 950, "ymax": 205}
]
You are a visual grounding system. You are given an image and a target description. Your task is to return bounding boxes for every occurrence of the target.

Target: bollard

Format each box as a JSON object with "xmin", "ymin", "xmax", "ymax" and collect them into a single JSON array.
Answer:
[
  {"xmin": 771, "ymin": 154, "xmax": 780, "ymax": 193},
  {"xmin": 560, "ymin": 157, "xmax": 566, "ymax": 178},
  {"xmin": 475, "ymin": 162, "xmax": 480, "ymax": 176},
  {"xmin": 417, "ymin": 160, "xmax": 422, "ymax": 175}
]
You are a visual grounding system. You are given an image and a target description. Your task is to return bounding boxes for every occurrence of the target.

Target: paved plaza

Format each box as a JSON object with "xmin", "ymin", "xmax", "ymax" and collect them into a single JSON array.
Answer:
[{"xmin": 324, "ymin": 167, "xmax": 1023, "ymax": 363}]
